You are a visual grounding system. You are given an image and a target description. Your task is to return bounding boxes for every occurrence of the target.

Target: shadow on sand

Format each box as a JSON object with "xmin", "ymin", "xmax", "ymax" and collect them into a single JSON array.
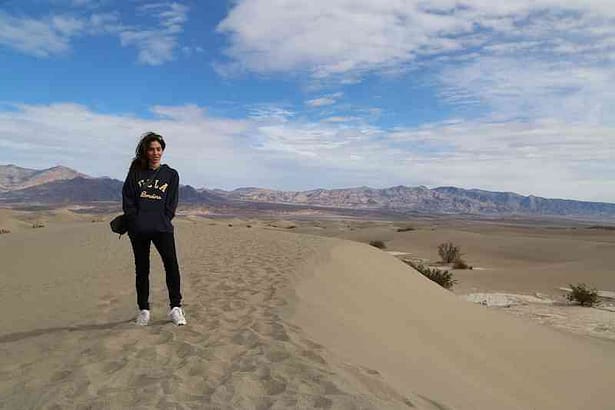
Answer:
[{"xmin": 0, "ymin": 318, "xmax": 172, "ymax": 343}]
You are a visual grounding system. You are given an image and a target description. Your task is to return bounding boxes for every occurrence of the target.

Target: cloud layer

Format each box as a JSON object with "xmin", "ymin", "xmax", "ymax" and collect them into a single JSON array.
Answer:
[
  {"xmin": 2, "ymin": 2, "xmax": 613, "ymax": 202},
  {"xmin": 0, "ymin": 2, "xmax": 189, "ymax": 65},
  {"xmin": 218, "ymin": 0, "xmax": 614, "ymax": 76},
  {"xmin": 218, "ymin": 0, "xmax": 615, "ymax": 122},
  {"xmin": 1, "ymin": 103, "xmax": 613, "ymax": 202}
]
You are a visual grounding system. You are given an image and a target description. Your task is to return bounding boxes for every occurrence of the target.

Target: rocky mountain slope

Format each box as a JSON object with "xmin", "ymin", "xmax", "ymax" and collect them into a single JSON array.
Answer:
[
  {"xmin": 202, "ymin": 185, "xmax": 615, "ymax": 218},
  {"xmin": 1, "ymin": 164, "xmax": 613, "ymax": 219},
  {"xmin": 0, "ymin": 164, "xmax": 88, "ymax": 192}
]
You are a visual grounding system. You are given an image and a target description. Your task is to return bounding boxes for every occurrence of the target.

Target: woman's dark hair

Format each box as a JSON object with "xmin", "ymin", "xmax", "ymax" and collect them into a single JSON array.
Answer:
[{"xmin": 129, "ymin": 132, "xmax": 166, "ymax": 172}]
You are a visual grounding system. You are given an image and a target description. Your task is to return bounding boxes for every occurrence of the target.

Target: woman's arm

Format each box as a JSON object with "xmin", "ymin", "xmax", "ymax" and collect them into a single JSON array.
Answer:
[
  {"xmin": 165, "ymin": 171, "xmax": 179, "ymax": 220},
  {"xmin": 122, "ymin": 170, "xmax": 139, "ymax": 223}
]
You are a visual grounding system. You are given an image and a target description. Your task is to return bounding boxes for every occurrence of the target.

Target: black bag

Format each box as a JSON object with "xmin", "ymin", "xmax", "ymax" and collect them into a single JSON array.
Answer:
[
  {"xmin": 111, "ymin": 166, "xmax": 163, "ymax": 238},
  {"xmin": 109, "ymin": 214, "xmax": 128, "ymax": 236}
]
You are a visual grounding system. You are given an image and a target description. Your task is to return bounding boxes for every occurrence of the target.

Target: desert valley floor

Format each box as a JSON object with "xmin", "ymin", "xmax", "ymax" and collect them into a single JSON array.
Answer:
[{"xmin": 1, "ymin": 208, "xmax": 614, "ymax": 409}]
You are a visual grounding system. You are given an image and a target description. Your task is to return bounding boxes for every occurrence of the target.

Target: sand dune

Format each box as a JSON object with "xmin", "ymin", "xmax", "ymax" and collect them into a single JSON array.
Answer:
[
  {"xmin": 0, "ymin": 207, "xmax": 99, "ymax": 234},
  {"xmin": 289, "ymin": 218, "xmax": 615, "ymax": 297},
  {"xmin": 286, "ymin": 240, "xmax": 615, "ymax": 409},
  {"xmin": 0, "ymin": 221, "xmax": 434, "ymax": 409},
  {"xmin": 1, "ymin": 220, "xmax": 614, "ymax": 409}
]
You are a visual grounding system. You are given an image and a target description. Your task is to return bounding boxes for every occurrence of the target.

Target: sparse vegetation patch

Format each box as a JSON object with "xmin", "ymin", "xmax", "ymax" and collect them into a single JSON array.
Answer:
[
  {"xmin": 566, "ymin": 283, "xmax": 599, "ymax": 307},
  {"xmin": 453, "ymin": 258, "xmax": 472, "ymax": 269},
  {"xmin": 586, "ymin": 225, "xmax": 615, "ymax": 231},
  {"xmin": 438, "ymin": 241, "xmax": 461, "ymax": 263},
  {"xmin": 403, "ymin": 260, "xmax": 457, "ymax": 289}
]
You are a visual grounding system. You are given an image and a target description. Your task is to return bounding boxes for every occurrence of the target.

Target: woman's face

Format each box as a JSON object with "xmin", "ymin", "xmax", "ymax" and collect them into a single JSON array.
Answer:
[{"xmin": 145, "ymin": 140, "xmax": 163, "ymax": 168}]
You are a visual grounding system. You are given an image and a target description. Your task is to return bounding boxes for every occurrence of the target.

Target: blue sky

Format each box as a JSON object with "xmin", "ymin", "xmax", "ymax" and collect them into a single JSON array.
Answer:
[{"xmin": 0, "ymin": 0, "xmax": 614, "ymax": 202}]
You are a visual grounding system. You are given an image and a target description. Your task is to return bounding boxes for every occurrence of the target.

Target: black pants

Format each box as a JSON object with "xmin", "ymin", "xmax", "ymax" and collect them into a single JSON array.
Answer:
[{"xmin": 129, "ymin": 231, "xmax": 182, "ymax": 310}]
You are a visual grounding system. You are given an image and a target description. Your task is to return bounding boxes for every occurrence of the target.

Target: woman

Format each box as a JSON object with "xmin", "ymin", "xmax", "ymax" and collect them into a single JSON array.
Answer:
[{"xmin": 122, "ymin": 132, "xmax": 187, "ymax": 326}]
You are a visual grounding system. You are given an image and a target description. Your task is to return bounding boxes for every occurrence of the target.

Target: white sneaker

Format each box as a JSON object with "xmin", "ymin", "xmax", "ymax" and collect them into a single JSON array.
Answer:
[
  {"xmin": 169, "ymin": 307, "xmax": 187, "ymax": 326},
  {"xmin": 136, "ymin": 309, "xmax": 150, "ymax": 326}
]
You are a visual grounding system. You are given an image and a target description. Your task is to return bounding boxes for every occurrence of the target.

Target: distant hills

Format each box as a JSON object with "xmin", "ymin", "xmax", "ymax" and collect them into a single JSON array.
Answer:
[
  {"xmin": 0, "ymin": 164, "xmax": 87, "ymax": 192},
  {"xmin": 1, "ymin": 164, "xmax": 614, "ymax": 220},
  {"xmin": 0, "ymin": 165, "xmax": 222, "ymax": 204},
  {"xmin": 203, "ymin": 185, "xmax": 615, "ymax": 219}
]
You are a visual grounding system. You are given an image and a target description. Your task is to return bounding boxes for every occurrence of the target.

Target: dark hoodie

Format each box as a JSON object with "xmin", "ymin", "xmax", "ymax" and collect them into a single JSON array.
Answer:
[{"xmin": 122, "ymin": 164, "xmax": 179, "ymax": 234}]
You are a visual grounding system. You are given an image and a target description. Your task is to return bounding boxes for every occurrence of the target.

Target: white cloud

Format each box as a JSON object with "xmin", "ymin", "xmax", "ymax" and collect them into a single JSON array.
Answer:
[
  {"xmin": 247, "ymin": 104, "xmax": 295, "ymax": 122},
  {"xmin": 119, "ymin": 3, "xmax": 189, "ymax": 65},
  {"xmin": 0, "ymin": 11, "xmax": 75, "ymax": 56},
  {"xmin": 0, "ymin": 3, "xmax": 188, "ymax": 65},
  {"xmin": 438, "ymin": 58, "xmax": 615, "ymax": 124},
  {"xmin": 305, "ymin": 92, "xmax": 343, "ymax": 107},
  {"xmin": 1, "ymin": 103, "xmax": 613, "ymax": 202},
  {"xmin": 217, "ymin": 0, "xmax": 615, "ymax": 125},
  {"xmin": 0, "ymin": 103, "xmax": 254, "ymax": 188},
  {"xmin": 305, "ymin": 97, "xmax": 336, "ymax": 108},
  {"xmin": 50, "ymin": 15, "xmax": 85, "ymax": 36},
  {"xmin": 119, "ymin": 29, "xmax": 177, "ymax": 65},
  {"xmin": 0, "ymin": 10, "xmax": 125, "ymax": 57},
  {"xmin": 322, "ymin": 116, "xmax": 359, "ymax": 123},
  {"xmin": 217, "ymin": 1, "xmax": 614, "ymax": 76},
  {"xmin": 52, "ymin": 0, "xmax": 108, "ymax": 7}
]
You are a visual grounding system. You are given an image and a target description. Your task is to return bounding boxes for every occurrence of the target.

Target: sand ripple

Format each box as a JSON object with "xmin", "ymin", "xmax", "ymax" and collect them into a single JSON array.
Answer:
[{"xmin": 0, "ymin": 223, "xmax": 440, "ymax": 409}]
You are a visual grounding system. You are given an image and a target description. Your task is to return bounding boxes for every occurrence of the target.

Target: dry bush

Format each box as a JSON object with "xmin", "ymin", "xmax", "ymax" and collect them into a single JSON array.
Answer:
[
  {"xmin": 396, "ymin": 226, "xmax": 415, "ymax": 232},
  {"xmin": 566, "ymin": 283, "xmax": 599, "ymax": 307},
  {"xmin": 586, "ymin": 225, "xmax": 615, "ymax": 231},
  {"xmin": 453, "ymin": 258, "xmax": 472, "ymax": 269},
  {"xmin": 0, "ymin": 228, "xmax": 10, "ymax": 235},
  {"xmin": 369, "ymin": 240, "xmax": 386, "ymax": 249},
  {"xmin": 438, "ymin": 242, "xmax": 461, "ymax": 263},
  {"xmin": 403, "ymin": 260, "xmax": 457, "ymax": 289}
]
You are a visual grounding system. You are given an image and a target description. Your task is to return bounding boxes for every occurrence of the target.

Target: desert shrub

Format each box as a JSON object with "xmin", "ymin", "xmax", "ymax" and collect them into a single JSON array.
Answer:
[
  {"xmin": 586, "ymin": 225, "xmax": 615, "ymax": 231},
  {"xmin": 228, "ymin": 223, "xmax": 233, "ymax": 227},
  {"xmin": 369, "ymin": 240, "xmax": 386, "ymax": 249},
  {"xmin": 32, "ymin": 223, "xmax": 45, "ymax": 229},
  {"xmin": 566, "ymin": 283, "xmax": 599, "ymax": 307},
  {"xmin": 397, "ymin": 226, "xmax": 415, "ymax": 232},
  {"xmin": 0, "ymin": 228, "xmax": 10, "ymax": 234},
  {"xmin": 403, "ymin": 260, "xmax": 457, "ymax": 289},
  {"xmin": 246, "ymin": 224, "xmax": 252, "ymax": 228},
  {"xmin": 267, "ymin": 222, "xmax": 295, "ymax": 229},
  {"xmin": 438, "ymin": 241, "xmax": 461, "ymax": 263},
  {"xmin": 452, "ymin": 258, "xmax": 472, "ymax": 269}
]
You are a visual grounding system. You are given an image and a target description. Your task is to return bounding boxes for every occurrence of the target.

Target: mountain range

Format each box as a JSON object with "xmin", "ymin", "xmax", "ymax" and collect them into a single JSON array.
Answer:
[
  {"xmin": 0, "ymin": 164, "xmax": 87, "ymax": 192},
  {"xmin": 1, "ymin": 164, "xmax": 614, "ymax": 220}
]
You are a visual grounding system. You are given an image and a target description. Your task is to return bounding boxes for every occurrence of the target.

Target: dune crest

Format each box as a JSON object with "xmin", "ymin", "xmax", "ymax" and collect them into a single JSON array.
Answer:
[
  {"xmin": 0, "ymin": 223, "xmax": 440, "ymax": 409},
  {"xmin": 2, "ymin": 221, "xmax": 614, "ymax": 409},
  {"xmin": 286, "ymin": 239, "xmax": 615, "ymax": 410}
]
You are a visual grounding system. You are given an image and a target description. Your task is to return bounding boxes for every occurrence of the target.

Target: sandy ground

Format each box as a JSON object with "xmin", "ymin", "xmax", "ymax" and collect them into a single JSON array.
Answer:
[
  {"xmin": 282, "ymin": 217, "xmax": 615, "ymax": 297},
  {"xmin": 286, "ymin": 240, "xmax": 615, "ymax": 409},
  {"xmin": 0, "ymin": 219, "xmax": 441, "ymax": 409},
  {"xmin": 1, "ymin": 210, "xmax": 614, "ymax": 409},
  {"xmin": 278, "ymin": 216, "xmax": 615, "ymax": 342}
]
